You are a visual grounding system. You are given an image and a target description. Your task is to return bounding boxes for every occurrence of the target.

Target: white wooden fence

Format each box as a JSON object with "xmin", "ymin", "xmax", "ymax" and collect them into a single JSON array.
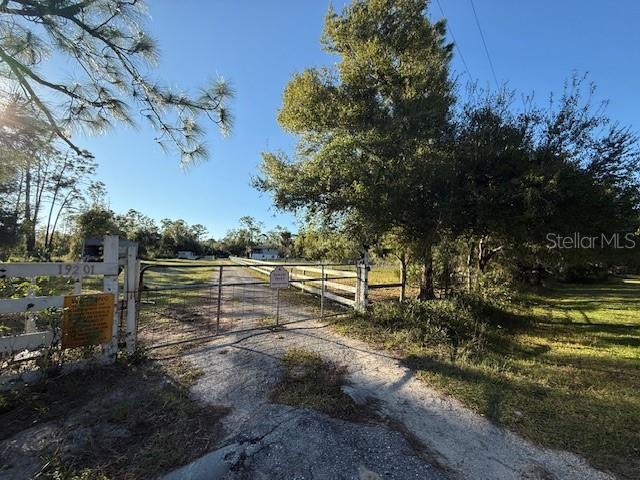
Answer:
[
  {"xmin": 0, "ymin": 236, "xmax": 139, "ymax": 364},
  {"xmin": 231, "ymin": 257, "xmax": 369, "ymax": 311}
]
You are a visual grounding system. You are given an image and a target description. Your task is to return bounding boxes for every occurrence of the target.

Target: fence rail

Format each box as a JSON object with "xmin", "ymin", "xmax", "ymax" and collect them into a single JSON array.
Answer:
[
  {"xmin": 0, "ymin": 262, "xmax": 119, "ymax": 278},
  {"xmin": 230, "ymin": 257, "xmax": 360, "ymax": 308},
  {"xmin": 0, "ymin": 296, "xmax": 65, "ymax": 314},
  {"xmin": 135, "ymin": 257, "xmax": 369, "ymax": 348},
  {"xmin": 0, "ymin": 236, "xmax": 139, "ymax": 384}
]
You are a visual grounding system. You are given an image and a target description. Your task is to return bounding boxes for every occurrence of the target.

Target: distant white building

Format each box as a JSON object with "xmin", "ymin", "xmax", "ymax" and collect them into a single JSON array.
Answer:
[
  {"xmin": 177, "ymin": 251, "xmax": 197, "ymax": 260},
  {"xmin": 249, "ymin": 246, "xmax": 279, "ymax": 260}
]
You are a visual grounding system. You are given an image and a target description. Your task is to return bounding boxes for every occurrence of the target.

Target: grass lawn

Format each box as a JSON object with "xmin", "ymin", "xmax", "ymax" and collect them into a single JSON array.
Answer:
[
  {"xmin": 335, "ymin": 276, "xmax": 640, "ymax": 479},
  {"xmin": 141, "ymin": 258, "xmax": 225, "ymax": 287},
  {"xmin": 270, "ymin": 348, "xmax": 362, "ymax": 420}
]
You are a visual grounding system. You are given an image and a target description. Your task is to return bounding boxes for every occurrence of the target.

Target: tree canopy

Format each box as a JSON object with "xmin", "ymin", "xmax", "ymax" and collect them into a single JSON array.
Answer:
[
  {"xmin": 256, "ymin": 0, "xmax": 640, "ymax": 296},
  {"xmin": 256, "ymin": 0, "xmax": 455, "ymax": 296},
  {"xmin": 0, "ymin": 0, "xmax": 233, "ymax": 165}
]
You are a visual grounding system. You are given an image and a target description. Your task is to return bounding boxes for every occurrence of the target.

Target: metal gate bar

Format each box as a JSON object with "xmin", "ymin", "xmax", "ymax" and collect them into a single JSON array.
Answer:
[{"xmin": 137, "ymin": 262, "xmax": 357, "ymax": 348}]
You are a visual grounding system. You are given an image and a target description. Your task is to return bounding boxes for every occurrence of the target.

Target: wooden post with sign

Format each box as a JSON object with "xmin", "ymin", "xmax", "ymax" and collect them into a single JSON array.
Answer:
[
  {"xmin": 102, "ymin": 235, "xmax": 119, "ymax": 363},
  {"xmin": 270, "ymin": 266, "xmax": 289, "ymax": 326},
  {"xmin": 0, "ymin": 235, "xmax": 140, "ymax": 371},
  {"xmin": 125, "ymin": 243, "xmax": 139, "ymax": 354}
]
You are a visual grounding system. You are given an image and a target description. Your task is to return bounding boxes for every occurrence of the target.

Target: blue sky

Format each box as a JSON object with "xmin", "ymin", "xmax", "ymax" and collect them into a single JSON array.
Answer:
[{"xmin": 77, "ymin": 0, "xmax": 640, "ymax": 239}]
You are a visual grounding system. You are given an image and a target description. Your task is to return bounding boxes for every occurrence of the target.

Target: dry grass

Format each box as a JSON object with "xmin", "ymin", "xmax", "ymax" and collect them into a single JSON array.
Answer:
[
  {"xmin": 269, "ymin": 348, "xmax": 451, "ymax": 471},
  {"xmin": 0, "ymin": 355, "xmax": 229, "ymax": 479},
  {"xmin": 141, "ymin": 259, "xmax": 225, "ymax": 288},
  {"xmin": 270, "ymin": 348, "xmax": 363, "ymax": 420}
]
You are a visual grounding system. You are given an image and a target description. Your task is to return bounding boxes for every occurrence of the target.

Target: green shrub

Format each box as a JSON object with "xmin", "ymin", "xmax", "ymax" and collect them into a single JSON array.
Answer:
[
  {"xmin": 366, "ymin": 299, "xmax": 486, "ymax": 361},
  {"xmin": 561, "ymin": 264, "xmax": 609, "ymax": 283},
  {"xmin": 456, "ymin": 271, "xmax": 533, "ymax": 329}
]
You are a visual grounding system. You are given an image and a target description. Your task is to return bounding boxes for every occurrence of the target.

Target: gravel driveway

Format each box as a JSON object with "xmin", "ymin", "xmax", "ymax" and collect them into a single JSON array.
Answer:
[{"xmin": 158, "ymin": 267, "xmax": 612, "ymax": 480}]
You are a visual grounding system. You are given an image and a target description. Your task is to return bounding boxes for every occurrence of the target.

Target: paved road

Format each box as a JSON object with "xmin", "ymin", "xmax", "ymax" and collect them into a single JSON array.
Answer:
[{"xmin": 157, "ymin": 267, "xmax": 613, "ymax": 480}]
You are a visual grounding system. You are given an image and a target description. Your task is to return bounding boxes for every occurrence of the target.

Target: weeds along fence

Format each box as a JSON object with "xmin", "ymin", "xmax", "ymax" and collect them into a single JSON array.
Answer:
[
  {"xmin": 0, "ymin": 236, "xmax": 139, "ymax": 386},
  {"xmin": 137, "ymin": 259, "xmax": 367, "ymax": 348}
]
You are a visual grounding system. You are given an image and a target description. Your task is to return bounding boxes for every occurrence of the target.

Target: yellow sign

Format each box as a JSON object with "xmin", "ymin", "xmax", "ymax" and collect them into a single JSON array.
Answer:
[{"xmin": 62, "ymin": 294, "xmax": 114, "ymax": 349}]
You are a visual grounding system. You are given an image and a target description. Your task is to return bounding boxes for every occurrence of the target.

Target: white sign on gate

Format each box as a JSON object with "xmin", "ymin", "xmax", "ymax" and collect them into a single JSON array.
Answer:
[{"xmin": 269, "ymin": 266, "xmax": 290, "ymax": 289}]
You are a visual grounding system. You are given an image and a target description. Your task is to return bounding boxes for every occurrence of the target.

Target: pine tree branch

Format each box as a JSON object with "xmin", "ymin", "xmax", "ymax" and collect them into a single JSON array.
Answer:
[{"xmin": 0, "ymin": 45, "xmax": 86, "ymax": 156}]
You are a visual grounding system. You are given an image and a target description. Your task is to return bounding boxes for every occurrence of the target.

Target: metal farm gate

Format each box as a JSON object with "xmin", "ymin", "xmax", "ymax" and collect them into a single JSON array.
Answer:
[{"xmin": 136, "ymin": 257, "xmax": 369, "ymax": 348}]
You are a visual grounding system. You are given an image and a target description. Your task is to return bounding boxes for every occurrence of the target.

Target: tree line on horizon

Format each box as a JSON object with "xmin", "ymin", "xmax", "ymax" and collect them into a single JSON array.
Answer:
[{"xmin": 0, "ymin": 193, "xmax": 305, "ymax": 261}]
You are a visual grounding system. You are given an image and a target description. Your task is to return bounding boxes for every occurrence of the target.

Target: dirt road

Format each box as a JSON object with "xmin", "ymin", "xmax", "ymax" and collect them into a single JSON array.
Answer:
[{"xmin": 159, "ymin": 267, "xmax": 612, "ymax": 480}]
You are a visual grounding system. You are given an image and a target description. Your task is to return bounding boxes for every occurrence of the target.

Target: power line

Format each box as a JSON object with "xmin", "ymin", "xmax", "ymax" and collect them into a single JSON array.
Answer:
[
  {"xmin": 435, "ymin": 0, "xmax": 473, "ymax": 80},
  {"xmin": 468, "ymin": 0, "xmax": 499, "ymax": 89}
]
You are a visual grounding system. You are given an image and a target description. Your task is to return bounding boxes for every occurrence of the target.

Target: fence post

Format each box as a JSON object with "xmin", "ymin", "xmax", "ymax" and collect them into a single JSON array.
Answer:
[
  {"xmin": 363, "ymin": 249, "xmax": 370, "ymax": 311},
  {"xmin": 321, "ymin": 264, "xmax": 325, "ymax": 319},
  {"xmin": 73, "ymin": 276, "xmax": 82, "ymax": 295},
  {"xmin": 355, "ymin": 263, "xmax": 360, "ymax": 312},
  {"xmin": 102, "ymin": 235, "xmax": 119, "ymax": 363},
  {"xmin": 215, "ymin": 265, "xmax": 223, "ymax": 335},
  {"xmin": 24, "ymin": 277, "xmax": 37, "ymax": 333},
  {"xmin": 355, "ymin": 250, "xmax": 369, "ymax": 313},
  {"xmin": 125, "ymin": 243, "xmax": 138, "ymax": 354}
]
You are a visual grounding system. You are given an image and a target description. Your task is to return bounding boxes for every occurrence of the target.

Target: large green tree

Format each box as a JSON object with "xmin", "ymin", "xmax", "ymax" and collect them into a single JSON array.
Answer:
[
  {"xmin": 115, "ymin": 209, "xmax": 160, "ymax": 256},
  {"xmin": 158, "ymin": 219, "xmax": 200, "ymax": 256},
  {"xmin": 70, "ymin": 206, "xmax": 121, "ymax": 256},
  {"xmin": 0, "ymin": 0, "xmax": 232, "ymax": 164},
  {"xmin": 453, "ymin": 79, "xmax": 640, "ymax": 283},
  {"xmin": 221, "ymin": 216, "xmax": 265, "ymax": 257},
  {"xmin": 293, "ymin": 223, "xmax": 359, "ymax": 262},
  {"xmin": 256, "ymin": 0, "xmax": 454, "ymax": 298}
]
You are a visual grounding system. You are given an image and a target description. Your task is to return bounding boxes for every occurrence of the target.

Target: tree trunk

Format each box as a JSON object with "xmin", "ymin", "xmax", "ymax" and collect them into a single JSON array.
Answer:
[
  {"xmin": 478, "ymin": 236, "xmax": 503, "ymax": 273},
  {"xmin": 46, "ymin": 192, "xmax": 73, "ymax": 258},
  {"xmin": 418, "ymin": 245, "xmax": 435, "ymax": 300},
  {"xmin": 44, "ymin": 161, "xmax": 69, "ymax": 250},
  {"xmin": 442, "ymin": 261, "xmax": 450, "ymax": 298},
  {"xmin": 399, "ymin": 252, "xmax": 407, "ymax": 302},
  {"xmin": 24, "ymin": 168, "xmax": 36, "ymax": 255},
  {"xmin": 478, "ymin": 236, "xmax": 487, "ymax": 273},
  {"xmin": 466, "ymin": 240, "xmax": 474, "ymax": 292},
  {"xmin": 13, "ymin": 169, "xmax": 24, "ymax": 220}
]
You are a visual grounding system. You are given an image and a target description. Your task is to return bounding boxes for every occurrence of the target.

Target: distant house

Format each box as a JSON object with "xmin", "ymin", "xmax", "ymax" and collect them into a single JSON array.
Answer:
[
  {"xmin": 177, "ymin": 251, "xmax": 197, "ymax": 260},
  {"xmin": 249, "ymin": 246, "xmax": 279, "ymax": 260}
]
